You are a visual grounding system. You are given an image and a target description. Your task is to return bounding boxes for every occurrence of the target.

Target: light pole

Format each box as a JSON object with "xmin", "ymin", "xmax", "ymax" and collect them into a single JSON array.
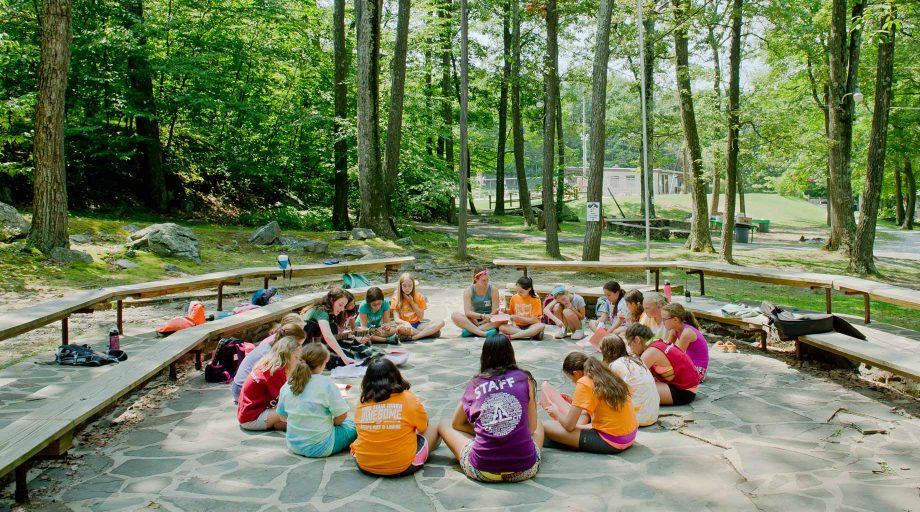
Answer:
[{"xmin": 637, "ymin": 0, "xmax": 651, "ymax": 284}]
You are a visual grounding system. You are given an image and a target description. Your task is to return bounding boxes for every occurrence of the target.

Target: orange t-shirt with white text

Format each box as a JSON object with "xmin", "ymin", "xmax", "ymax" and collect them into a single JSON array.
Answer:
[
  {"xmin": 509, "ymin": 294, "xmax": 542, "ymax": 327},
  {"xmin": 351, "ymin": 390, "xmax": 428, "ymax": 475}
]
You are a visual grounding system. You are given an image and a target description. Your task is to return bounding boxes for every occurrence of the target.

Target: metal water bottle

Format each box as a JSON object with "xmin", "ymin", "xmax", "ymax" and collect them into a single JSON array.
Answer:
[
  {"xmin": 684, "ymin": 289, "xmax": 692, "ymax": 303},
  {"xmin": 108, "ymin": 328, "xmax": 121, "ymax": 352},
  {"xmin": 663, "ymin": 280, "xmax": 672, "ymax": 303}
]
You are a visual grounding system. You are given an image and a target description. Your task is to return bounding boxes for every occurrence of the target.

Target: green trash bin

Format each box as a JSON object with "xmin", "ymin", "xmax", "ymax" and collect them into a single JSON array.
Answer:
[
  {"xmin": 753, "ymin": 219, "xmax": 770, "ymax": 233},
  {"xmin": 734, "ymin": 223, "xmax": 752, "ymax": 243}
]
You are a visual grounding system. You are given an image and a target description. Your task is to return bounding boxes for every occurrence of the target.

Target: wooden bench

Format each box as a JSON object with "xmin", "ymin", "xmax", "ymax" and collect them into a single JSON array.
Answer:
[
  {"xmin": 0, "ymin": 257, "xmax": 413, "ymax": 345},
  {"xmin": 831, "ymin": 276, "xmax": 920, "ymax": 324},
  {"xmin": 796, "ymin": 330, "xmax": 920, "ymax": 382},
  {"xmin": 0, "ymin": 284, "xmax": 393, "ymax": 502},
  {"xmin": 670, "ymin": 295, "xmax": 770, "ymax": 350},
  {"xmin": 492, "ymin": 259, "xmax": 686, "ymax": 291}
]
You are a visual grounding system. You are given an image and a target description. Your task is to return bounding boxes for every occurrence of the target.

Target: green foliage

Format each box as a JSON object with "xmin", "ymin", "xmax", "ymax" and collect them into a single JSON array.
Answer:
[{"xmin": 237, "ymin": 206, "xmax": 333, "ymax": 231}]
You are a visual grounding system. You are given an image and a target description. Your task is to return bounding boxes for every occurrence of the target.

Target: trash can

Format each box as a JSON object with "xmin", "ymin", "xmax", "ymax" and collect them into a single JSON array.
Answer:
[
  {"xmin": 753, "ymin": 219, "xmax": 770, "ymax": 233},
  {"xmin": 734, "ymin": 223, "xmax": 752, "ymax": 243}
]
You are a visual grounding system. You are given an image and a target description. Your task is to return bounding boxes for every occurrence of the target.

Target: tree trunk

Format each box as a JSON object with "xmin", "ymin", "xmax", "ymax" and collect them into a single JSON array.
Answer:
[
  {"xmin": 825, "ymin": 0, "xmax": 864, "ymax": 252},
  {"xmin": 710, "ymin": 159, "xmax": 721, "ymax": 216},
  {"xmin": 719, "ymin": 0, "xmax": 742, "ymax": 264},
  {"xmin": 738, "ymin": 172, "xmax": 745, "ymax": 214},
  {"xmin": 681, "ymin": 145, "xmax": 689, "ymax": 194},
  {"xmin": 29, "ymin": 0, "xmax": 71, "ymax": 253},
  {"xmin": 494, "ymin": 1, "xmax": 511, "ymax": 216},
  {"xmin": 124, "ymin": 0, "xmax": 167, "ymax": 212},
  {"xmin": 555, "ymin": 85, "xmax": 565, "ymax": 218},
  {"xmin": 904, "ymin": 160, "xmax": 915, "ymax": 230},
  {"xmin": 449, "ymin": 54, "xmax": 478, "ymax": 215},
  {"xmin": 356, "ymin": 0, "xmax": 396, "ymax": 238},
  {"xmin": 639, "ymin": 14, "xmax": 656, "ymax": 219},
  {"xmin": 458, "ymin": 0, "xmax": 469, "ymax": 258},
  {"xmin": 673, "ymin": 0, "xmax": 713, "ymax": 253},
  {"xmin": 895, "ymin": 162, "xmax": 904, "ymax": 226},
  {"xmin": 440, "ymin": 0, "xmax": 454, "ymax": 179},
  {"xmin": 332, "ymin": 0, "xmax": 351, "ymax": 230},
  {"xmin": 850, "ymin": 10, "xmax": 894, "ymax": 275},
  {"xmin": 582, "ymin": 0, "xmax": 615, "ymax": 261},
  {"xmin": 542, "ymin": 0, "xmax": 561, "ymax": 258},
  {"xmin": 511, "ymin": 0, "xmax": 534, "ymax": 226},
  {"xmin": 382, "ymin": 0, "xmax": 411, "ymax": 198},
  {"xmin": 707, "ymin": 23, "xmax": 722, "ymax": 218}
]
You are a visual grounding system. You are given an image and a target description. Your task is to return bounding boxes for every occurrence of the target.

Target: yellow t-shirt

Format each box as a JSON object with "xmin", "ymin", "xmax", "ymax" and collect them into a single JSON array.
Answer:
[
  {"xmin": 509, "ymin": 294, "xmax": 543, "ymax": 327},
  {"xmin": 352, "ymin": 390, "xmax": 428, "ymax": 475},
  {"xmin": 640, "ymin": 314, "xmax": 668, "ymax": 340},
  {"xmin": 390, "ymin": 291, "xmax": 427, "ymax": 324},
  {"xmin": 572, "ymin": 376, "xmax": 638, "ymax": 437}
]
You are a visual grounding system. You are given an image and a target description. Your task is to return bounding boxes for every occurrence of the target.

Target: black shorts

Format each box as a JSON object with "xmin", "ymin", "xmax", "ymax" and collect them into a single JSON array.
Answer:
[
  {"xmin": 667, "ymin": 384, "xmax": 697, "ymax": 405},
  {"xmin": 578, "ymin": 429, "xmax": 627, "ymax": 454}
]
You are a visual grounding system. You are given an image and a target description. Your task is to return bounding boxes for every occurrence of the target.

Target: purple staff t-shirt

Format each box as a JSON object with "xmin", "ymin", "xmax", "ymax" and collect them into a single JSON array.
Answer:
[{"xmin": 461, "ymin": 369, "xmax": 537, "ymax": 473}]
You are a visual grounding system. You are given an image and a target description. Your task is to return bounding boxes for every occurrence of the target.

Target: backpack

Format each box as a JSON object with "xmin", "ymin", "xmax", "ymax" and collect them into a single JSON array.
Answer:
[
  {"xmin": 760, "ymin": 301, "xmax": 866, "ymax": 341},
  {"xmin": 204, "ymin": 337, "xmax": 248, "ymax": 383},
  {"xmin": 251, "ymin": 288, "xmax": 278, "ymax": 307},
  {"xmin": 55, "ymin": 344, "xmax": 119, "ymax": 366},
  {"xmin": 342, "ymin": 273, "xmax": 371, "ymax": 290}
]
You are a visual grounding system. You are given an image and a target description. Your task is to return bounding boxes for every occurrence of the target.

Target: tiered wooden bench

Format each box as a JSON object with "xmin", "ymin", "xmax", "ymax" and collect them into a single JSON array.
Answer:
[
  {"xmin": 0, "ymin": 257, "xmax": 413, "ymax": 345},
  {"xmin": 832, "ymin": 276, "xmax": 920, "ymax": 324},
  {"xmin": 670, "ymin": 295, "xmax": 770, "ymax": 350},
  {"xmin": 492, "ymin": 259, "xmax": 685, "ymax": 290},
  {"xmin": 0, "ymin": 284, "xmax": 394, "ymax": 502},
  {"xmin": 797, "ymin": 327, "xmax": 920, "ymax": 382}
]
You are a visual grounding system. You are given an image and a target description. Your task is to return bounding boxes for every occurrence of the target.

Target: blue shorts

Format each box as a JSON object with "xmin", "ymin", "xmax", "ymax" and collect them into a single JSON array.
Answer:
[
  {"xmin": 291, "ymin": 419, "xmax": 357, "ymax": 458},
  {"xmin": 411, "ymin": 322, "xmax": 421, "ymax": 329}
]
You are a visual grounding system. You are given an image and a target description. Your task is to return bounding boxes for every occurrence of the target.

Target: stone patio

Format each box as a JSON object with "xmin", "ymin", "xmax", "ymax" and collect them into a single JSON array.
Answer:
[{"xmin": 4, "ymin": 287, "xmax": 920, "ymax": 511}]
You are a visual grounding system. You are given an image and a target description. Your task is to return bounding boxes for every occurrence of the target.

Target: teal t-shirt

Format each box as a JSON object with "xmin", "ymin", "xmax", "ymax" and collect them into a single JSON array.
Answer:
[
  {"xmin": 357, "ymin": 300, "xmax": 390, "ymax": 327},
  {"xmin": 277, "ymin": 375, "xmax": 350, "ymax": 457}
]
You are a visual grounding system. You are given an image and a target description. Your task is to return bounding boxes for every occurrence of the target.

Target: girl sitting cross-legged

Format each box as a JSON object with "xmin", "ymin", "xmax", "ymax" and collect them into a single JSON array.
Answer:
[
  {"xmin": 438, "ymin": 334, "xmax": 544, "ymax": 483},
  {"xmin": 277, "ymin": 343, "xmax": 356, "ymax": 457},
  {"xmin": 542, "ymin": 286, "xmax": 587, "ymax": 340},
  {"xmin": 351, "ymin": 357, "xmax": 441, "ymax": 476},
  {"xmin": 357, "ymin": 286, "xmax": 399, "ymax": 344},
  {"xmin": 599, "ymin": 334, "xmax": 659, "ymax": 427},
  {"xmin": 625, "ymin": 323, "xmax": 700, "ymax": 406},
  {"xmin": 391, "ymin": 272, "xmax": 445, "ymax": 341},
  {"xmin": 499, "ymin": 276, "xmax": 546, "ymax": 340},
  {"xmin": 237, "ymin": 336, "xmax": 303, "ymax": 431},
  {"xmin": 542, "ymin": 352, "xmax": 638, "ymax": 454},
  {"xmin": 451, "ymin": 267, "xmax": 502, "ymax": 338}
]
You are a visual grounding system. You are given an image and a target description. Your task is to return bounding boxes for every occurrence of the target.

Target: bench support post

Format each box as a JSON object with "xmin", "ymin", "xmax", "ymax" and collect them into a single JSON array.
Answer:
[
  {"xmin": 385, "ymin": 265, "xmax": 398, "ymax": 283},
  {"xmin": 194, "ymin": 350, "xmax": 202, "ymax": 370},
  {"xmin": 15, "ymin": 464, "xmax": 29, "ymax": 503},
  {"xmin": 169, "ymin": 362, "xmax": 177, "ymax": 381},
  {"xmin": 116, "ymin": 300, "xmax": 123, "ymax": 334},
  {"xmin": 61, "ymin": 317, "xmax": 69, "ymax": 345},
  {"xmin": 686, "ymin": 270, "xmax": 705, "ymax": 296},
  {"xmin": 844, "ymin": 290, "xmax": 871, "ymax": 324},
  {"xmin": 517, "ymin": 266, "xmax": 528, "ymax": 278},
  {"xmin": 653, "ymin": 269, "xmax": 660, "ymax": 291},
  {"xmin": 217, "ymin": 283, "xmax": 224, "ymax": 311}
]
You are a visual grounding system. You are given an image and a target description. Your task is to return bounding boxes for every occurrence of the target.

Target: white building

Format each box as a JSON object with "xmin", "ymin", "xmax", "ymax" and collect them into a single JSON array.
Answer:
[{"xmin": 567, "ymin": 167, "xmax": 683, "ymax": 196}]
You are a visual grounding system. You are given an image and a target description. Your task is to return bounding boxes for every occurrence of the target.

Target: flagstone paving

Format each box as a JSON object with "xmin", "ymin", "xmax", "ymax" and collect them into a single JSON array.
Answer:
[{"xmin": 5, "ymin": 288, "xmax": 920, "ymax": 512}]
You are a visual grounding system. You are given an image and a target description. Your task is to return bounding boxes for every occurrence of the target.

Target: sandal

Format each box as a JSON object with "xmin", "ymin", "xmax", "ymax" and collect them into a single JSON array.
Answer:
[
  {"xmin": 713, "ymin": 341, "xmax": 727, "ymax": 352},
  {"xmin": 725, "ymin": 341, "xmax": 737, "ymax": 353}
]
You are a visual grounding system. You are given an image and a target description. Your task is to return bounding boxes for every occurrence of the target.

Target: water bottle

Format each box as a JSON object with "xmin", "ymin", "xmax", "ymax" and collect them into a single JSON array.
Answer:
[
  {"xmin": 108, "ymin": 328, "xmax": 121, "ymax": 352},
  {"xmin": 663, "ymin": 280, "xmax": 672, "ymax": 303},
  {"xmin": 684, "ymin": 289, "xmax": 692, "ymax": 303}
]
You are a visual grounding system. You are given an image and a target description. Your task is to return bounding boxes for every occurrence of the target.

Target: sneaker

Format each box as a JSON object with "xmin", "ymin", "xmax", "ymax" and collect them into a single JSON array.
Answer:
[
  {"xmin": 552, "ymin": 327, "xmax": 567, "ymax": 339},
  {"xmin": 385, "ymin": 334, "xmax": 401, "ymax": 345},
  {"xmin": 571, "ymin": 330, "xmax": 585, "ymax": 341}
]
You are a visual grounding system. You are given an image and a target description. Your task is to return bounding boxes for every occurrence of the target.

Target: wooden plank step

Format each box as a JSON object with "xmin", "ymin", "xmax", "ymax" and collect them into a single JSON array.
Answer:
[{"xmin": 798, "ymin": 332, "xmax": 920, "ymax": 381}]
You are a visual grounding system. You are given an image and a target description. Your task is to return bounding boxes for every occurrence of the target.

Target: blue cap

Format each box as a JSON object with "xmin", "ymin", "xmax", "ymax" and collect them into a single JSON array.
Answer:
[{"xmin": 551, "ymin": 286, "xmax": 567, "ymax": 296}]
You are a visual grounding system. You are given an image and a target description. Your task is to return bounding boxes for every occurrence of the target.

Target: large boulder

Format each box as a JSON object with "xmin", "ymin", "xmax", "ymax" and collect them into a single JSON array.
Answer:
[
  {"xmin": 249, "ymin": 221, "xmax": 282, "ymax": 245},
  {"xmin": 127, "ymin": 223, "xmax": 201, "ymax": 262},
  {"xmin": 0, "ymin": 201, "xmax": 30, "ymax": 242},
  {"xmin": 334, "ymin": 245, "xmax": 394, "ymax": 260},
  {"xmin": 330, "ymin": 231, "xmax": 351, "ymax": 241},
  {"xmin": 351, "ymin": 228, "xmax": 376, "ymax": 240},
  {"xmin": 50, "ymin": 247, "xmax": 93, "ymax": 264},
  {"xmin": 276, "ymin": 237, "xmax": 329, "ymax": 254}
]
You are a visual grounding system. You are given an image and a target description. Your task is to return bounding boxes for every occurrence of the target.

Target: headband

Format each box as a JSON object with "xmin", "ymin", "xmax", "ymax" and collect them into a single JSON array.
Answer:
[{"xmin": 474, "ymin": 270, "xmax": 488, "ymax": 281}]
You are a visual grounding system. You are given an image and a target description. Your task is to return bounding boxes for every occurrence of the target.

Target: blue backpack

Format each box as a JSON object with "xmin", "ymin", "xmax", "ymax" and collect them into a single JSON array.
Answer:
[
  {"xmin": 251, "ymin": 288, "xmax": 278, "ymax": 306},
  {"xmin": 342, "ymin": 273, "xmax": 372, "ymax": 289}
]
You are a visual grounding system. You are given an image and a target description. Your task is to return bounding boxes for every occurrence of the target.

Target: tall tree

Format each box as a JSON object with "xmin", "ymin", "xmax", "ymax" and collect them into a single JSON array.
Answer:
[
  {"xmin": 383, "ymin": 0, "xmax": 412, "ymax": 197},
  {"xmin": 458, "ymin": 0, "xmax": 469, "ymax": 257},
  {"xmin": 332, "ymin": 0, "xmax": 351, "ymax": 230},
  {"xmin": 705, "ymin": 18, "xmax": 723, "ymax": 217},
  {"xmin": 440, "ymin": 0, "xmax": 455, "ymax": 190},
  {"xmin": 904, "ymin": 160, "xmax": 916, "ymax": 230},
  {"xmin": 639, "ymin": 11, "xmax": 656, "ymax": 219},
  {"xmin": 582, "ymin": 0, "xmax": 615, "ymax": 261},
  {"xmin": 124, "ymin": 0, "xmax": 167, "ymax": 212},
  {"xmin": 542, "ymin": 0, "xmax": 561, "ymax": 257},
  {"xmin": 850, "ymin": 6, "xmax": 895, "ymax": 275},
  {"xmin": 895, "ymin": 162, "xmax": 904, "ymax": 226},
  {"xmin": 511, "ymin": 0, "xmax": 534, "ymax": 226},
  {"xmin": 555, "ymin": 87, "xmax": 565, "ymax": 217},
  {"xmin": 719, "ymin": 0, "xmax": 742, "ymax": 264},
  {"xmin": 673, "ymin": 0, "xmax": 713, "ymax": 253},
  {"xmin": 494, "ymin": 0, "xmax": 511, "ymax": 216},
  {"xmin": 825, "ymin": 0, "xmax": 865, "ymax": 252},
  {"xmin": 355, "ymin": 0, "xmax": 396, "ymax": 237},
  {"xmin": 29, "ymin": 0, "xmax": 72, "ymax": 253}
]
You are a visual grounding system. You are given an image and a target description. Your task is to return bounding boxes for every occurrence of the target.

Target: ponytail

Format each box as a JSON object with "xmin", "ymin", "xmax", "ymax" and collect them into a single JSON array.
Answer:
[
  {"xmin": 289, "ymin": 343, "xmax": 329, "ymax": 395},
  {"xmin": 662, "ymin": 303, "xmax": 700, "ymax": 329},
  {"xmin": 516, "ymin": 276, "xmax": 537, "ymax": 298},
  {"xmin": 255, "ymin": 336, "xmax": 301, "ymax": 376},
  {"xmin": 583, "ymin": 357, "xmax": 631, "ymax": 410}
]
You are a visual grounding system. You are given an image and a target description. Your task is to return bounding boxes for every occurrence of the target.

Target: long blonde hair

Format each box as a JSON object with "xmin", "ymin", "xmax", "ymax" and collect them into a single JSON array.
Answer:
[
  {"xmin": 288, "ymin": 343, "xmax": 330, "ymax": 395},
  {"xmin": 254, "ymin": 336, "xmax": 301, "ymax": 376},
  {"xmin": 599, "ymin": 334, "xmax": 644, "ymax": 371},
  {"xmin": 270, "ymin": 313, "xmax": 304, "ymax": 334},
  {"xmin": 394, "ymin": 272, "xmax": 417, "ymax": 311},
  {"xmin": 561, "ymin": 351, "xmax": 631, "ymax": 411}
]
